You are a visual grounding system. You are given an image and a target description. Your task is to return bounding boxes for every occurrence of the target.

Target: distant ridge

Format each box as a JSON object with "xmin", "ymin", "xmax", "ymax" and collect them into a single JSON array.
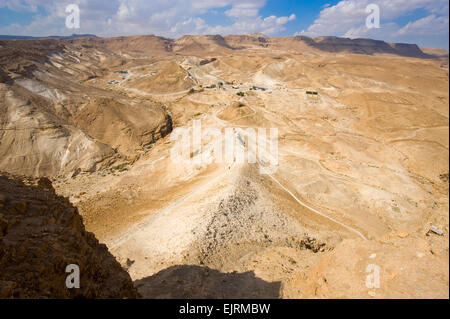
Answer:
[
  {"xmin": 0, "ymin": 35, "xmax": 35, "ymax": 40},
  {"xmin": 1, "ymin": 33, "xmax": 445, "ymax": 59},
  {"xmin": 225, "ymin": 34, "xmax": 438, "ymax": 58},
  {"xmin": 296, "ymin": 36, "xmax": 429, "ymax": 58},
  {"xmin": 0, "ymin": 34, "xmax": 97, "ymax": 40}
]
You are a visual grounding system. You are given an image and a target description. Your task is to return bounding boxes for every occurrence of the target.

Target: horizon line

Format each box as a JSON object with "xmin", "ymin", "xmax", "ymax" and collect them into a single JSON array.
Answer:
[{"xmin": 0, "ymin": 33, "xmax": 448, "ymax": 50}]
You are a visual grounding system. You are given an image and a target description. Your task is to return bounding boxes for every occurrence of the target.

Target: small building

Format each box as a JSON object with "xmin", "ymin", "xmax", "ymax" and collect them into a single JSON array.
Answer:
[{"xmin": 306, "ymin": 91, "xmax": 319, "ymax": 100}]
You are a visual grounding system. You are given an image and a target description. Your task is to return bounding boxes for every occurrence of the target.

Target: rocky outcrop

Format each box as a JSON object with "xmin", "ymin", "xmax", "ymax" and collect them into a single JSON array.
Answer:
[
  {"xmin": 0, "ymin": 85, "xmax": 117, "ymax": 178},
  {"xmin": 0, "ymin": 38, "xmax": 173, "ymax": 178},
  {"xmin": 0, "ymin": 69, "xmax": 9, "ymax": 83},
  {"xmin": 67, "ymin": 35, "xmax": 173, "ymax": 57},
  {"xmin": 225, "ymin": 34, "xmax": 269, "ymax": 49},
  {"xmin": 173, "ymin": 35, "xmax": 234, "ymax": 54},
  {"xmin": 289, "ymin": 36, "xmax": 430, "ymax": 58},
  {"xmin": 283, "ymin": 235, "xmax": 449, "ymax": 299},
  {"xmin": 204, "ymin": 34, "xmax": 431, "ymax": 58},
  {"xmin": 0, "ymin": 174, "xmax": 138, "ymax": 298}
]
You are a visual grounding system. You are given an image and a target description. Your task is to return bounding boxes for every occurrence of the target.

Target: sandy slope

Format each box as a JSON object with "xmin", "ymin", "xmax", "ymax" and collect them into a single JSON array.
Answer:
[{"xmin": 0, "ymin": 35, "xmax": 448, "ymax": 298}]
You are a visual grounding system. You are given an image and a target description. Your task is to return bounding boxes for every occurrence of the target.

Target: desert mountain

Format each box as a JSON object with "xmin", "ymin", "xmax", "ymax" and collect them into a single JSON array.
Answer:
[
  {"xmin": 5, "ymin": 33, "xmax": 433, "ymax": 58},
  {"xmin": 0, "ymin": 38, "xmax": 173, "ymax": 178},
  {"xmin": 172, "ymin": 34, "xmax": 434, "ymax": 57},
  {"xmin": 68, "ymin": 35, "xmax": 173, "ymax": 57},
  {"xmin": 173, "ymin": 35, "xmax": 234, "ymax": 54},
  {"xmin": 0, "ymin": 34, "xmax": 97, "ymax": 40},
  {"xmin": 0, "ymin": 34, "xmax": 448, "ymax": 298}
]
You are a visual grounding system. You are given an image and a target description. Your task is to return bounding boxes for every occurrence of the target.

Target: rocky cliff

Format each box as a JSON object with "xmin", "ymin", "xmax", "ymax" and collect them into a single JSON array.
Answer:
[
  {"xmin": 0, "ymin": 39, "xmax": 173, "ymax": 178},
  {"xmin": 0, "ymin": 174, "xmax": 138, "ymax": 298}
]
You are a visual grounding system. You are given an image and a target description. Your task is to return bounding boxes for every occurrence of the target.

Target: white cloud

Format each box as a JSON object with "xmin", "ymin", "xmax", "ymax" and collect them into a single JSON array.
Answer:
[
  {"xmin": 396, "ymin": 14, "xmax": 449, "ymax": 36},
  {"xmin": 171, "ymin": 12, "xmax": 296, "ymax": 36},
  {"xmin": 224, "ymin": 0, "xmax": 265, "ymax": 18},
  {"xmin": 117, "ymin": 3, "xmax": 131, "ymax": 21},
  {"xmin": 343, "ymin": 22, "xmax": 398, "ymax": 39},
  {"xmin": 0, "ymin": 0, "xmax": 296, "ymax": 38},
  {"xmin": 0, "ymin": 0, "xmax": 37, "ymax": 12},
  {"xmin": 298, "ymin": 0, "xmax": 449, "ymax": 41}
]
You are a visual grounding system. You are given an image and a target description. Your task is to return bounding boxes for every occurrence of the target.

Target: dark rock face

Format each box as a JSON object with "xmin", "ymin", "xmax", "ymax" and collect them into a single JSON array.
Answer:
[
  {"xmin": 308, "ymin": 36, "xmax": 429, "ymax": 58},
  {"xmin": 0, "ymin": 69, "xmax": 9, "ymax": 83},
  {"xmin": 0, "ymin": 174, "xmax": 138, "ymax": 298},
  {"xmin": 135, "ymin": 265, "xmax": 281, "ymax": 299},
  {"xmin": 388, "ymin": 42, "xmax": 427, "ymax": 58}
]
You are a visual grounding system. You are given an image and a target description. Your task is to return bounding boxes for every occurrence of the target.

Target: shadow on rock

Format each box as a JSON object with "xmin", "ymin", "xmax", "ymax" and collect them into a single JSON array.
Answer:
[{"xmin": 134, "ymin": 265, "xmax": 281, "ymax": 299}]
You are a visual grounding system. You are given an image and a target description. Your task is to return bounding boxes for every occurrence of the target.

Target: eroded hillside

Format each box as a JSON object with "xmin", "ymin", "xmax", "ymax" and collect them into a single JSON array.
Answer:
[
  {"xmin": 0, "ymin": 34, "xmax": 448, "ymax": 298},
  {"xmin": 0, "ymin": 38, "xmax": 172, "ymax": 178}
]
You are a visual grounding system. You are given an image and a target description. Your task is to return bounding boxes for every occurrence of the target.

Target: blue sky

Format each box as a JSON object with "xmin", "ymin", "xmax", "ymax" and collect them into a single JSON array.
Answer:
[{"xmin": 0, "ymin": 0, "xmax": 448, "ymax": 49}]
